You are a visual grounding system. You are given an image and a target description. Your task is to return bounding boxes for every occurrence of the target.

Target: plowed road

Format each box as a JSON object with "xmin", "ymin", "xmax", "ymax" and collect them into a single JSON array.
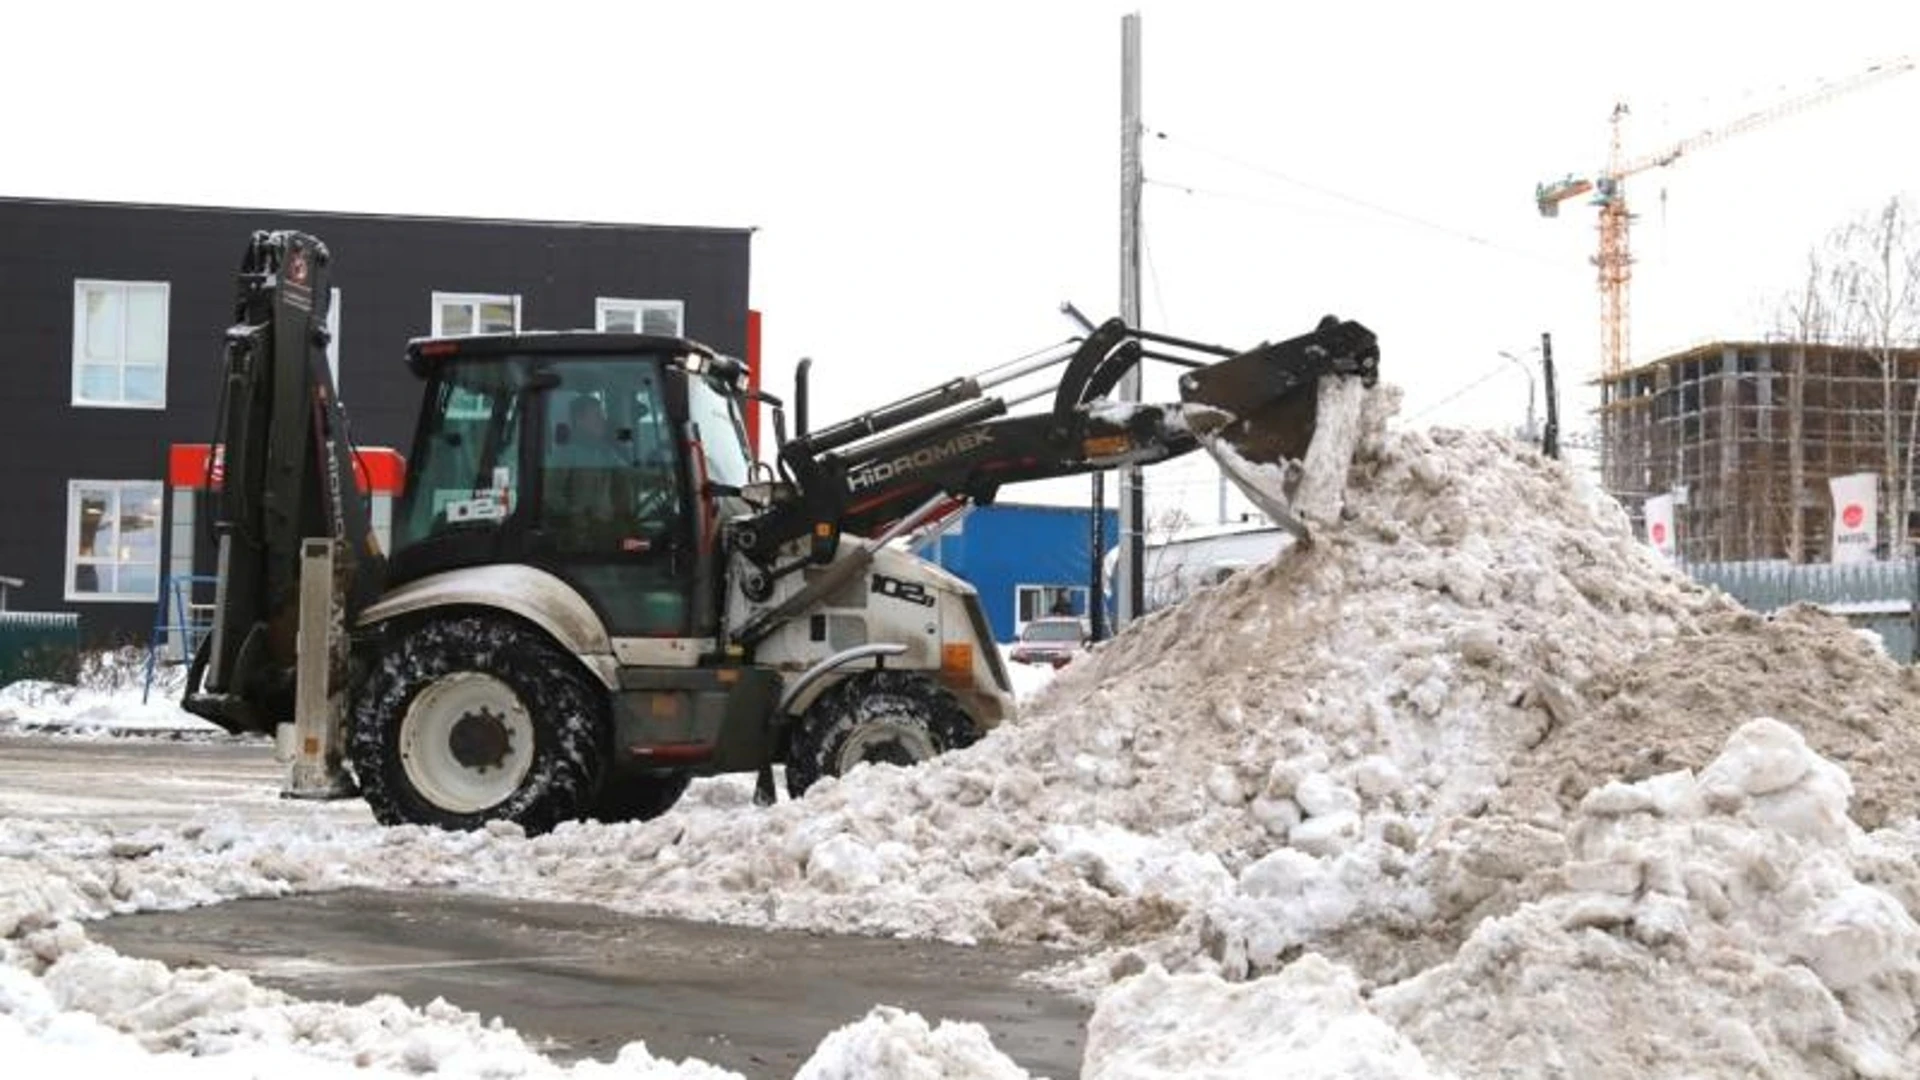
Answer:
[{"xmin": 2, "ymin": 733, "xmax": 1090, "ymax": 1078}]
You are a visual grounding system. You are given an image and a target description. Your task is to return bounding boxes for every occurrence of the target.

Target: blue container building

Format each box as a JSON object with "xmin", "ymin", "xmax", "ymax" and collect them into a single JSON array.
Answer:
[{"xmin": 918, "ymin": 502, "xmax": 1116, "ymax": 643}]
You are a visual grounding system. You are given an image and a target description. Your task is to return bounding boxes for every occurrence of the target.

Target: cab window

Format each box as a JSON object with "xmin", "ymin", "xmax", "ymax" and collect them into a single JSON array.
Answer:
[
  {"xmin": 685, "ymin": 374, "xmax": 753, "ymax": 487},
  {"xmin": 395, "ymin": 357, "xmax": 525, "ymax": 550},
  {"xmin": 537, "ymin": 358, "xmax": 682, "ymax": 556}
]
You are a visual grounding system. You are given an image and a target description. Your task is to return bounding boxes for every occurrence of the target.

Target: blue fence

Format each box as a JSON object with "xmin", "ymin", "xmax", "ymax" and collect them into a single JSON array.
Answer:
[
  {"xmin": 143, "ymin": 574, "xmax": 219, "ymax": 703},
  {"xmin": 1686, "ymin": 559, "xmax": 1918, "ymax": 661}
]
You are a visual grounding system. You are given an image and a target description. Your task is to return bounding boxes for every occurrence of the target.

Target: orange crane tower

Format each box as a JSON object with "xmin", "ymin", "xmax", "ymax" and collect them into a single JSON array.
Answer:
[{"xmin": 1536, "ymin": 57, "xmax": 1915, "ymax": 381}]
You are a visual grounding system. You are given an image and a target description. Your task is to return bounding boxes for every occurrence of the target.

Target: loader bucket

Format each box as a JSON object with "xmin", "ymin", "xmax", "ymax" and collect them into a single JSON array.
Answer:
[{"xmin": 1178, "ymin": 316, "xmax": 1378, "ymax": 542}]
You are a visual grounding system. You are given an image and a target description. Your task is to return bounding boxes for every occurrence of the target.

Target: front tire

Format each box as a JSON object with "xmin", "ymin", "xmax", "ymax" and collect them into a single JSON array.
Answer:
[
  {"xmin": 348, "ymin": 613, "xmax": 608, "ymax": 835},
  {"xmin": 786, "ymin": 670, "xmax": 979, "ymax": 799}
]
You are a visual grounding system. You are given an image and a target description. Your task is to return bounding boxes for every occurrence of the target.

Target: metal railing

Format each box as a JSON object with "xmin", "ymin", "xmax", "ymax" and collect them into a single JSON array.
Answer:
[
  {"xmin": 0, "ymin": 611, "xmax": 81, "ymax": 685},
  {"xmin": 142, "ymin": 574, "xmax": 220, "ymax": 704}
]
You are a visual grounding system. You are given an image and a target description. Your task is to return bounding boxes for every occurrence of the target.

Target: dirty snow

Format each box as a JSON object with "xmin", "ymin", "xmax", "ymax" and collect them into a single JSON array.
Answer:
[{"xmin": 6, "ymin": 384, "xmax": 1920, "ymax": 1077}]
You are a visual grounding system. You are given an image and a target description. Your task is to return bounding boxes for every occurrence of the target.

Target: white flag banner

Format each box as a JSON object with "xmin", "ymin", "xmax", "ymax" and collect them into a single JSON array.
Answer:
[
  {"xmin": 1644, "ymin": 494, "xmax": 1676, "ymax": 559},
  {"xmin": 1829, "ymin": 472, "xmax": 1878, "ymax": 564}
]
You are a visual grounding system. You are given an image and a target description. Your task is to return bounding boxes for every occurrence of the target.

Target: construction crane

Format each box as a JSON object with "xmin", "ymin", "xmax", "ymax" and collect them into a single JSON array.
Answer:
[{"xmin": 1536, "ymin": 56, "xmax": 1916, "ymax": 380}]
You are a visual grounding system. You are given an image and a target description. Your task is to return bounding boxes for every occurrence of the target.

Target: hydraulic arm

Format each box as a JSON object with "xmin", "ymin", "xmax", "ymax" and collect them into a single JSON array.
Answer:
[
  {"xmin": 732, "ymin": 315, "xmax": 1379, "ymax": 564},
  {"xmin": 183, "ymin": 231, "xmax": 386, "ymax": 736}
]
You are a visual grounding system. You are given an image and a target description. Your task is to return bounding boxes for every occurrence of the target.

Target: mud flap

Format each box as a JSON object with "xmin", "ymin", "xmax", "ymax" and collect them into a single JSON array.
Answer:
[{"xmin": 1188, "ymin": 376, "xmax": 1370, "ymax": 544}]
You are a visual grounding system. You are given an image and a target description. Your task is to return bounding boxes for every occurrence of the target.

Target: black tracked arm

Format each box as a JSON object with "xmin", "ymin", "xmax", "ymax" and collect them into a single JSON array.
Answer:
[{"xmin": 183, "ymin": 231, "xmax": 386, "ymax": 735}]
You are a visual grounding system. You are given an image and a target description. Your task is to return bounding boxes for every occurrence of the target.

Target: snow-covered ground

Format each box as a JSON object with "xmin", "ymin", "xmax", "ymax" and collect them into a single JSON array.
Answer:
[
  {"xmin": 0, "ymin": 650, "xmax": 219, "ymax": 735},
  {"xmin": 5, "ymin": 384, "xmax": 1920, "ymax": 1077}
]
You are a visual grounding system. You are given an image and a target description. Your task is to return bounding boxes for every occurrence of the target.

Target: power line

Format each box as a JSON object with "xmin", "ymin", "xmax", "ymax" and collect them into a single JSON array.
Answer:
[
  {"xmin": 1147, "ymin": 175, "xmax": 1580, "ymax": 278},
  {"xmin": 1144, "ymin": 176, "xmax": 1327, "ymax": 216},
  {"xmin": 1152, "ymin": 128, "xmax": 1494, "ymax": 240},
  {"xmin": 1148, "ymin": 129, "xmax": 1575, "ymax": 271},
  {"xmin": 1407, "ymin": 361, "xmax": 1523, "ymax": 423},
  {"xmin": 1140, "ymin": 221, "xmax": 1172, "ymax": 328}
]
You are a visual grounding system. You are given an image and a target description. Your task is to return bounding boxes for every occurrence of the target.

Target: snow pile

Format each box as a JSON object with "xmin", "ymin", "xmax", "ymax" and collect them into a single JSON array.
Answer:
[
  {"xmin": 996, "ymin": 646, "xmax": 1060, "ymax": 703},
  {"xmin": 1504, "ymin": 604, "xmax": 1920, "ymax": 829},
  {"xmin": 1082, "ymin": 956, "xmax": 1442, "ymax": 1079},
  {"xmin": 1379, "ymin": 717, "xmax": 1920, "ymax": 1077},
  {"xmin": 794, "ymin": 1007, "xmax": 1031, "ymax": 1080},
  {"xmin": 1080, "ymin": 718, "xmax": 1920, "ymax": 1078},
  {"xmin": 0, "ymin": 649, "xmax": 218, "ymax": 735}
]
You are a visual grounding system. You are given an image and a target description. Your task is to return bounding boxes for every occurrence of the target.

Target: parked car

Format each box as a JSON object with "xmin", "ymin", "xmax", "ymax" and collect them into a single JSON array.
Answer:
[{"xmin": 1009, "ymin": 617, "xmax": 1090, "ymax": 668}]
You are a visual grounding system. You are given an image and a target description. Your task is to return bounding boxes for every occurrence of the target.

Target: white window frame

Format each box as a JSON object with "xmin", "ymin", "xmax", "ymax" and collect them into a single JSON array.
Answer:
[
  {"xmin": 432, "ymin": 291, "xmax": 521, "ymax": 337},
  {"xmin": 596, "ymin": 297, "xmax": 686, "ymax": 337},
  {"xmin": 72, "ymin": 279, "xmax": 170, "ymax": 409},
  {"xmin": 1014, "ymin": 583, "xmax": 1089, "ymax": 630},
  {"xmin": 64, "ymin": 479, "xmax": 165, "ymax": 603}
]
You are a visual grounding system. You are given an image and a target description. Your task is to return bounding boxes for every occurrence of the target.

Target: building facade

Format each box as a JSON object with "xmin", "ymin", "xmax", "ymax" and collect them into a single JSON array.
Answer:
[
  {"xmin": 917, "ymin": 503, "xmax": 1116, "ymax": 642},
  {"xmin": 1601, "ymin": 340, "xmax": 1920, "ymax": 563},
  {"xmin": 0, "ymin": 196, "xmax": 752, "ymax": 643}
]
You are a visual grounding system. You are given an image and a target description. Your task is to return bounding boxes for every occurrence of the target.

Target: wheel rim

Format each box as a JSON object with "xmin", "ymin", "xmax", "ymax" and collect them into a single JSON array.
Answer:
[
  {"xmin": 398, "ymin": 672, "xmax": 536, "ymax": 814},
  {"xmin": 834, "ymin": 717, "xmax": 937, "ymax": 775}
]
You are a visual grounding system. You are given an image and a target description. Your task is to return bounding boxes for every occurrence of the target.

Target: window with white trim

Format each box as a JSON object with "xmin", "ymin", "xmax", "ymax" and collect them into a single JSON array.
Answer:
[
  {"xmin": 1015, "ymin": 584, "xmax": 1087, "ymax": 625},
  {"xmin": 66, "ymin": 480, "xmax": 164, "ymax": 602},
  {"xmin": 72, "ymin": 280, "xmax": 169, "ymax": 408},
  {"xmin": 432, "ymin": 292, "xmax": 519, "ymax": 337},
  {"xmin": 596, "ymin": 297, "xmax": 685, "ymax": 336}
]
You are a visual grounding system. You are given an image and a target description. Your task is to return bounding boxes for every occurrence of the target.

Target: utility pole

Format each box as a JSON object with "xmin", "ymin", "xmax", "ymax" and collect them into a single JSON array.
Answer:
[
  {"xmin": 1116, "ymin": 10, "xmax": 1145, "ymax": 629},
  {"xmin": 1540, "ymin": 332, "xmax": 1560, "ymax": 460},
  {"xmin": 1063, "ymin": 301, "xmax": 1109, "ymax": 641}
]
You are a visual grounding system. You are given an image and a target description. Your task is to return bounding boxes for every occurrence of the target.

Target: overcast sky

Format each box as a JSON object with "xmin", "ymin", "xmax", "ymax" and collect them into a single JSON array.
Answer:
[{"xmin": 6, "ymin": 1, "xmax": 1918, "ymax": 520}]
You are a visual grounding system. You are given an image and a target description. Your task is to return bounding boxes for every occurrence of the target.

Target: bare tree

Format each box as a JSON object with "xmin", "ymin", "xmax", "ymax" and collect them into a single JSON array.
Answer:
[
  {"xmin": 1771, "ymin": 251, "xmax": 1831, "ymax": 561},
  {"xmin": 1832, "ymin": 197, "xmax": 1920, "ymax": 551},
  {"xmin": 1775, "ymin": 195, "xmax": 1920, "ymax": 554},
  {"xmin": 1771, "ymin": 248, "xmax": 1837, "ymax": 343},
  {"xmin": 1139, "ymin": 503, "xmax": 1195, "ymax": 611}
]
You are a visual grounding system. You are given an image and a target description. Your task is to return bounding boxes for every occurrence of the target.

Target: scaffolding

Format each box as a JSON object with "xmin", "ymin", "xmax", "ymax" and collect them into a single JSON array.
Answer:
[{"xmin": 1601, "ymin": 341, "xmax": 1920, "ymax": 563}]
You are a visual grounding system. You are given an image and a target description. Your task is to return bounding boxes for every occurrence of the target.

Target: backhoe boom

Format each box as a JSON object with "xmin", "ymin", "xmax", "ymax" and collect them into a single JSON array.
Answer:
[
  {"xmin": 736, "ymin": 315, "xmax": 1378, "ymax": 561},
  {"xmin": 183, "ymin": 231, "xmax": 386, "ymax": 736}
]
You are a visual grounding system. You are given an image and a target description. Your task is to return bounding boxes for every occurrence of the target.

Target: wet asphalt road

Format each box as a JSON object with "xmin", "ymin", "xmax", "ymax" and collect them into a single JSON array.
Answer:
[
  {"xmin": 95, "ymin": 889, "xmax": 1091, "ymax": 1077},
  {"xmin": 3, "ymin": 734, "xmax": 1089, "ymax": 1077}
]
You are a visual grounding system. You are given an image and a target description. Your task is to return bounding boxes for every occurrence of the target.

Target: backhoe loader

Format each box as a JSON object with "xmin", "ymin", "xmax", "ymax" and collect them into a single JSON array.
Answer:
[{"xmin": 183, "ymin": 230, "xmax": 1379, "ymax": 833}]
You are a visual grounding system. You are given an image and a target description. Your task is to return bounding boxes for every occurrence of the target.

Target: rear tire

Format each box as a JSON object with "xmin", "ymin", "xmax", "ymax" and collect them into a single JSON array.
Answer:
[
  {"xmin": 590, "ymin": 772, "xmax": 692, "ymax": 823},
  {"xmin": 348, "ymin": 613, "xmax": 608, "ymax": 835},
  {"xmin": 786, "ymin": 670, "xmax": 978, "ymax": 799}
]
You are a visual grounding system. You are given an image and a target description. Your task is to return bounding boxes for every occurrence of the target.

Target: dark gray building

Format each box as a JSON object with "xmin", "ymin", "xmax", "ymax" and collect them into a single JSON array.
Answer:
[{"xmin": 0, "ymin": 196, "xmax": 753, "ymax": 643}]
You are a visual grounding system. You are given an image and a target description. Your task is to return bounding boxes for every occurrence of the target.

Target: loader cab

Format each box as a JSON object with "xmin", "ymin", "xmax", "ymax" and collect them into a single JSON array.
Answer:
[{"xmin": 391, "ymin": 332, "xmax": 754, "ymax": 640}]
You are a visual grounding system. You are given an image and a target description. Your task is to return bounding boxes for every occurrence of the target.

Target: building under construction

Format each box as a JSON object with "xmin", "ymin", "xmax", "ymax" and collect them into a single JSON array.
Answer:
[{"xmin": 1600, "ymin": 341, "xmax": 1920, "ymax": 563}]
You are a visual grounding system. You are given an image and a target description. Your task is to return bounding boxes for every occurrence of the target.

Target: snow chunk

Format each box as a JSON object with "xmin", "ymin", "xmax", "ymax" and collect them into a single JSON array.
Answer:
[
  {"xmin": 1698, "ymin": 716, "xmax": 1820, "ymax": 798},
  {"xmin": 794, "ymin": 1005, "xmax": 1030, "ymax": 1080},
  {"xmin": 1293, "ymin": 773, "xmax": 1359, "ymax": 818},
  {"xmin": 1083, "ymin": 959, "xmax": 1444, "ymax": 1078}
]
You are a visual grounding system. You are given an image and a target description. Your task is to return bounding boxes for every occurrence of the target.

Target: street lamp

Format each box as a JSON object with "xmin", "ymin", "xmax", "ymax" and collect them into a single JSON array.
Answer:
[{"xmin": 1497, "ymin": 349, "xmax": 1538, "ymax": 443}]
